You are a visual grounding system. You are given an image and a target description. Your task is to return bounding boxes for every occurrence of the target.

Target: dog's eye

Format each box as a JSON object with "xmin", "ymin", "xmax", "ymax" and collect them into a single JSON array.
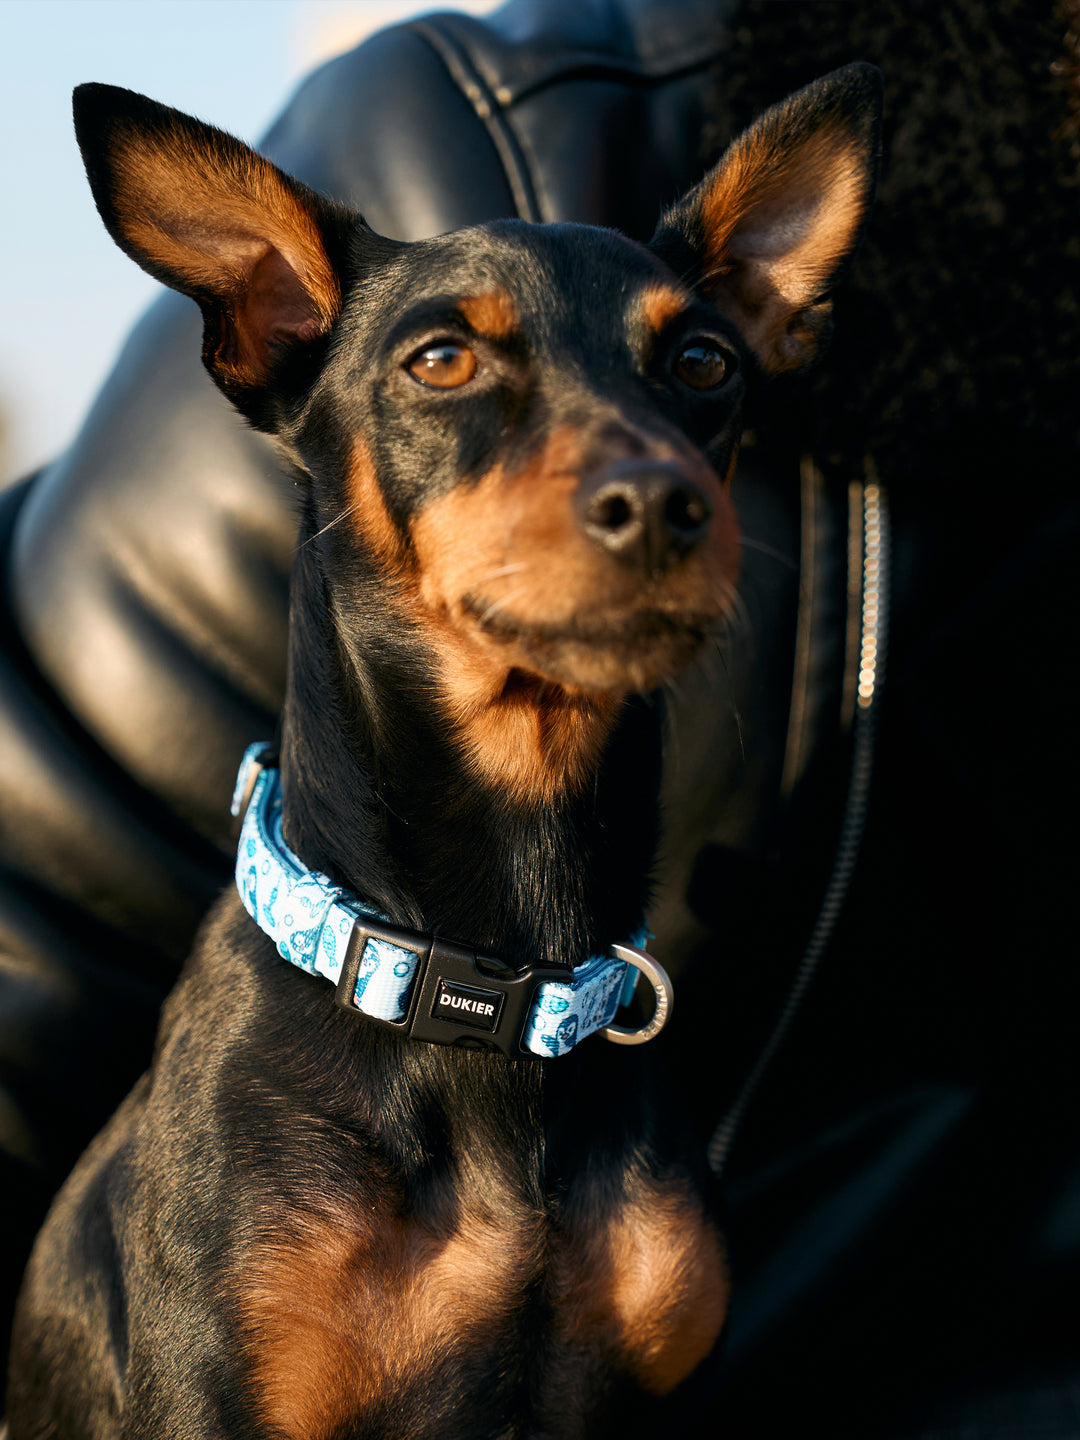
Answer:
[
  {"xmin": 673, "ymin": 341, "xmax": 734, "ymax": 392},
  {"xmin": 407, "ymin": 343, "xmax": 477, "ymax": 388}
]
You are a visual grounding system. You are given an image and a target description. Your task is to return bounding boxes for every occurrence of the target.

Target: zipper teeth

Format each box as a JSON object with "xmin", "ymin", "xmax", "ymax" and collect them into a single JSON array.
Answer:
[{"xmin": 706, "ymin": 476, "xmax": 891, "ymax": 1181}]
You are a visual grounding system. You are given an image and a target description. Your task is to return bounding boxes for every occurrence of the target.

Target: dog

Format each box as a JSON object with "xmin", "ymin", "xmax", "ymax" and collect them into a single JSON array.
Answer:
[{"xmin": 7, "ymin": 64, "xmax": 880, "ymax": 1439}]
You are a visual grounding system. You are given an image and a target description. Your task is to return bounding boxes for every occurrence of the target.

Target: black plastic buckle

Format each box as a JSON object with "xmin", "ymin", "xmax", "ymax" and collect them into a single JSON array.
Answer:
[{"xmin": 334, "ymin": 916, "xmax": 565, "ymax": 1058}]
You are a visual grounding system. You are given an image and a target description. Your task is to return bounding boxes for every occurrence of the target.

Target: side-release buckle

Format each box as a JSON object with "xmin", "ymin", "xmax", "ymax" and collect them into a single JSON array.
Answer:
[{"xmin": 334, "ymin": 918, "xmax": 563, "ymax": 1059}]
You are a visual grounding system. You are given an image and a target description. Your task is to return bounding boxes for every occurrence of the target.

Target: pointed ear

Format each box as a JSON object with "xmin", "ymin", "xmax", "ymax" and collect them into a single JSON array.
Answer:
[
  {"xmin": 652, "ymin": 64, "xmax": 882, "ymax": 376},
  {"xmin": 73, "ymin": 83, "xmax": 354, "ymax": 421}
]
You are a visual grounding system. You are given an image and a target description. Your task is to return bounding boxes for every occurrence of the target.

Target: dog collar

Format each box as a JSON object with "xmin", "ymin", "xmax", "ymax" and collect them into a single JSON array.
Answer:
[{"xmin": 231, "ymin": 743, "xmax": 672, "ymax": 1059}]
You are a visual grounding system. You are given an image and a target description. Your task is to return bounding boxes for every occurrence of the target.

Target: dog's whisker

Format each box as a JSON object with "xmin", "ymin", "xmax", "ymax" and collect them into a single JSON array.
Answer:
[
  {"xmin": 661, "ymin": 680, "xmax": 684, "ymax": 776},
  {"xmin": 301, "ymin": 503, "xmax": 359, "ymax": 549},
  {"xmin": 738, "ymin": 536, "xmax": 798, "ymax": 571},
  {"xmin": 716, "ymin": 578, "xmax": 752, "ymax": 640},
  {"xmin": 664, "ymin": 671, "xmax": 688, "ymax": 707},
  {"xmin": 476, "ymin": 586, "xmax": 529, "ymax": 626},
  {"xmin": 478, "ymin": 562, "xmax": 528, "ymax": 585},
  {"xmin": 710, "ymin": 638, "xmax": 748, "ymax": 765},
  {"xmin": 729, "ymin": 701, "xmax": 747, "ymax": 766}
]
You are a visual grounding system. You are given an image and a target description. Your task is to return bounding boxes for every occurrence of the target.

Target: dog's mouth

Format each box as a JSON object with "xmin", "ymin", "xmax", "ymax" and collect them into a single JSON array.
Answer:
[{"xmin": 461, "ymin": 594, "xmax": 718, "ymax": 693}]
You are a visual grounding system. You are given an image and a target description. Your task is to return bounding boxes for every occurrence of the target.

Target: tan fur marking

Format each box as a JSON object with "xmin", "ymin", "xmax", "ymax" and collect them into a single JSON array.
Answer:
[
  {"xmin": 640, "ymin": 282, "xmax": 693, "ymax": 334},
  {"xmin": 409, "ymin": 428, "xmax": 735, "ymax": 652},
  {"xmin": 240, "ymin": 1202, "xmax": 542, "ymax": 1438},
  {"xmin": 345, "ymin": 433, "xmax": 624, "ymax": 804},
  {"xmin": 604, "ymin": 1196, "xmax": 728, "ymax": 1392},
  {"xmin": 347, "ymin": 425, "xmax": 739, "ymax": 806},
  {"xmin": 109, "ymin": 119, "xmax": 338, "ymax": 384},
  {"xmin": 407, "ymin": 426, "xmax": 737, "ymax": 803},
  {"xmin": 447, "ymin": 675, "xmax": 623, "ymax": 808},
  {"xmin": 556, "ymin": 1182, "xmax": 729, "ymax": 1396},
  {"xmin": 723, "ymin": 442, "xmax": 740, "ymax": 487},
  {"xmin": 347, "ymin": 438, "xmax": 410, "ymax": 576},
  {"xmin": 456, "ymin": 291, "xmax": 519, "ymax": 340}
]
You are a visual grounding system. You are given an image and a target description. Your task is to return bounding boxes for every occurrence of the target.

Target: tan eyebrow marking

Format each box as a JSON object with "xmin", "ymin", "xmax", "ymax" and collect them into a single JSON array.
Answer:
[
  {"xmin": 455, "ymin": 290, "xmax": 518, "ymax": 340},
  {"xmin": 639, "ymin": 282, "xmax": 693, "ymax": 333}
]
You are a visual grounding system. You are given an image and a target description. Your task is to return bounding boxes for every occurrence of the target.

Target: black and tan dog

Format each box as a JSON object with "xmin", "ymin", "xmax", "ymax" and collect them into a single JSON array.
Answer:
[{"xmin": 7, "ymin": 65, "xmax": 879, "ymax": 1439}]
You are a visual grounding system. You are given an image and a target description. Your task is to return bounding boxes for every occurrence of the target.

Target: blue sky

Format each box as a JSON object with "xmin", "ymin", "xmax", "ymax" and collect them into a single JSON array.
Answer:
[{"xmin": 0, "ymin": 0, "xmax": 496, "ymax": 484}]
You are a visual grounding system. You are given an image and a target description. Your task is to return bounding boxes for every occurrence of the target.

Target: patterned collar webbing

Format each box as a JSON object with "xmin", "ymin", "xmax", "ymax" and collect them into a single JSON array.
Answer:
[{"xmin": 231, "ymin": 743, "xmax": 642, "ymax": 1058}]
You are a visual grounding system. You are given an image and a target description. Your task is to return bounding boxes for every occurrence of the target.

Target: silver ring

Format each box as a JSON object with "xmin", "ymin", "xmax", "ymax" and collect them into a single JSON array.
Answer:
[{"xmin": 600, "ymin": 943, "xmax": 674, "ymax": 1046}]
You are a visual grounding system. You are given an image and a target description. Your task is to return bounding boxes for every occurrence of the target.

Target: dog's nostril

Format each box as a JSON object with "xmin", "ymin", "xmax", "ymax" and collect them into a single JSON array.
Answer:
[
  {"xmin": 665, "ymin": 485, "xmax": 711, "ymax": 536},
  {"xmin": 588, "ymin": 490, "xmax": 636, "ymax": 533}
]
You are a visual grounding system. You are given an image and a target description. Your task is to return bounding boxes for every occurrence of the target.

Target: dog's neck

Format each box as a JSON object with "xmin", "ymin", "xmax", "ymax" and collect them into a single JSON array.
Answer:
[{"xmin": 278, "ymin": 534, "xmax": 662, "ymax": 975}]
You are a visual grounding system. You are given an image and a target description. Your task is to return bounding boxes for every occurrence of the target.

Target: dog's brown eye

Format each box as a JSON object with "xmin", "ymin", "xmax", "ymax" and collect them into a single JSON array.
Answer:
[
  {"xmin": 407, "ymin": 343, "xmax": 477, "ymax": 388},
  {"xmin": 673, "ymin": 341, "xmax": 733, "ymax": 391}
]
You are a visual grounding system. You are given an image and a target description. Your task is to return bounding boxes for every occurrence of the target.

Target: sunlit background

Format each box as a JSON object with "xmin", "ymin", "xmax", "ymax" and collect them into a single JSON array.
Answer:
[{"xmin": 0, "ymin": 0, "xmax": 500, "ymax": 486}]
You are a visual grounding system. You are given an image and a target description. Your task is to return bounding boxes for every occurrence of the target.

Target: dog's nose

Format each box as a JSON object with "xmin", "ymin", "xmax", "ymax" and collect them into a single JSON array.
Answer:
[{"xmin": 576, "ymin": 460, "xmax": 712, "ymax": 572}]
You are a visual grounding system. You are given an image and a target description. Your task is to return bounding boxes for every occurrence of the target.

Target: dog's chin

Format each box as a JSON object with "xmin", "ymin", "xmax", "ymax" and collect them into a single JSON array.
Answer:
[{"xmin": 469, "ymin": 604, "xmax": 714, "ymax": 696}]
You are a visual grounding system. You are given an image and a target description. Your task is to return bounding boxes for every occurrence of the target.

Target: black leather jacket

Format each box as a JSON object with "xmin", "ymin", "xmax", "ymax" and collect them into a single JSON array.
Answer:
[{"xmin": 2, "ymin": 2, "xmax": 1078, "ymax": 1433}]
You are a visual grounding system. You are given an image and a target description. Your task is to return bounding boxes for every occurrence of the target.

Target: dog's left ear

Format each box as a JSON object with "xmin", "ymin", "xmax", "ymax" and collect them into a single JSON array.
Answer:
[
  {"xmin": 652, "ymin": 64, "xmax": 882, "ymax": 375},
  {"xmin": 73, "ymin": 83, "xmax": 354, "ymax": 422}
]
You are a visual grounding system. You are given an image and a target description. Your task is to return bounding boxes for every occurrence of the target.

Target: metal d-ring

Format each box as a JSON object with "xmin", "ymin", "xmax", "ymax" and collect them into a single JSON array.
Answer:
[{"xmin": 600, "ymin": 942, "xmax": 674, "ymax": 1046}]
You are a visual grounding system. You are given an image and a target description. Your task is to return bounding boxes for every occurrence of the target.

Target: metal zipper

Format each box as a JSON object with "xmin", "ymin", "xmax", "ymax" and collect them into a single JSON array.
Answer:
[{"xmin": 707, "ymin": 469, "xmax": 891, "ymax": 1180}]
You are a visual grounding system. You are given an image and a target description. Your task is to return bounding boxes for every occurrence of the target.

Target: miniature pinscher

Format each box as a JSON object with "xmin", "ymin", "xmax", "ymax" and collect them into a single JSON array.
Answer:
[{"xmin": 7, "ymin": 63, "xmax": 880, "ymax": 1439}]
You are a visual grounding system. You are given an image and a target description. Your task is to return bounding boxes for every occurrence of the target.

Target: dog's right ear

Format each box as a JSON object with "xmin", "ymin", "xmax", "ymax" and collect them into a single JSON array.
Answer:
[{"xmin": 73, "ymin": 83, "xmax": 354, "ymax": 424}]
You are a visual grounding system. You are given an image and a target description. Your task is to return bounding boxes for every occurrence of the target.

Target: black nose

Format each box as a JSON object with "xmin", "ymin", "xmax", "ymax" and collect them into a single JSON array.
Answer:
[{"xmin": 576, "ymin": 460, "xmax": 712, "ymax": 572}]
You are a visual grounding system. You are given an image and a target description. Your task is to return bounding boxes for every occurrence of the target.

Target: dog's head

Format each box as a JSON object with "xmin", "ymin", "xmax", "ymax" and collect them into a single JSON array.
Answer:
[{"xmin": 74, "ymin": 69, "xmax": 879, "ymax": 800}]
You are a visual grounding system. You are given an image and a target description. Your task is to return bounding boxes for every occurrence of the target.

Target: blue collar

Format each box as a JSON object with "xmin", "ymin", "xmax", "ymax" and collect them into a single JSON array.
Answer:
[{"xmin": 231, "ymin": 743, "xmax": 672, "ymax": 1059}]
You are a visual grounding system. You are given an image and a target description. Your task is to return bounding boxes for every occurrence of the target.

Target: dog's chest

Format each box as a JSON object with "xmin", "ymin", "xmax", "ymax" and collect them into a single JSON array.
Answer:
[{"xmin": 236, "ymin": 1177, "xmax": 727, "ymax": 1437}]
